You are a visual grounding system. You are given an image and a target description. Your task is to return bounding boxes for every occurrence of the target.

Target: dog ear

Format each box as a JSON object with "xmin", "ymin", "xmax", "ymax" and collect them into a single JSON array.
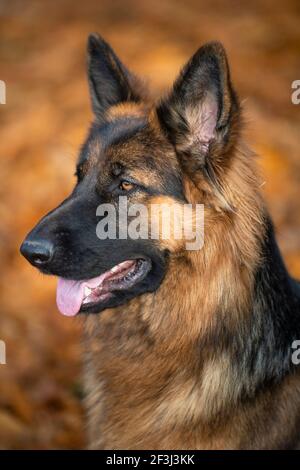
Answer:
[
  {"xmin": 156, "ymin": 42, "xmax": 240, "ymax": 184},
  {"xmin": 87, "ymin": 34, "xmax": 141, "ymax": 121}
]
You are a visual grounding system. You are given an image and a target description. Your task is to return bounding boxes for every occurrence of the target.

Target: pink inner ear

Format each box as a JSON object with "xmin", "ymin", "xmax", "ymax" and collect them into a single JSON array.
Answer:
[{"xmin": 186, "ymin": 93, "xmax": 218, "ymax": 152}]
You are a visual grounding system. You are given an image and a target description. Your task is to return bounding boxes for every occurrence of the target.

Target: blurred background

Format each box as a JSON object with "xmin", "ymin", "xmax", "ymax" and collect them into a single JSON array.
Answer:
[{"xmin": 0, "ymin": 0, "xmax": 300, "ymax": 449}]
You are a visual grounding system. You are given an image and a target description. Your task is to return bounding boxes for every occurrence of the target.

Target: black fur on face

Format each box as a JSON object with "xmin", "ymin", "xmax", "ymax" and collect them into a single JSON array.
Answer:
[{"xmin": 21, "ymin": 113, "xmax": 185, "ymax": 313}]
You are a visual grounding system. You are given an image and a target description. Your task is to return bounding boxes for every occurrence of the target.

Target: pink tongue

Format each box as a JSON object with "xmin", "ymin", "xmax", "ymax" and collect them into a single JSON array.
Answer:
[
  {"xmin": 56, "ymin": 278, "xmax": 85, "ymax": 316},
  {"xmin": 56, "ymin": 273, "xmax": 108, "ymax": 316}
]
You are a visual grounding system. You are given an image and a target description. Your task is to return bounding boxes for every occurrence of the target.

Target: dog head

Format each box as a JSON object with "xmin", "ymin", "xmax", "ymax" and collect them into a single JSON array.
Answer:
[{"xmin": 20, "ymin": 34, "xmax": 241, "ymax": 316}]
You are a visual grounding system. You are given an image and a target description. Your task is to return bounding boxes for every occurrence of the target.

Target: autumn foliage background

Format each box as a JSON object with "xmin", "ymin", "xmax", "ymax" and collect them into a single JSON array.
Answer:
[{"xmin": 0, "ymin": 0, "xmax": 300, "ymax": 449}]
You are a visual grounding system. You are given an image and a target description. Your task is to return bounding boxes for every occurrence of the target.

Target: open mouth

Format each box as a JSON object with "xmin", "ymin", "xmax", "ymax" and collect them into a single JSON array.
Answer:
[{"xmin": 56, "ymin": 258, "xmax": 151, "ymax": 316}]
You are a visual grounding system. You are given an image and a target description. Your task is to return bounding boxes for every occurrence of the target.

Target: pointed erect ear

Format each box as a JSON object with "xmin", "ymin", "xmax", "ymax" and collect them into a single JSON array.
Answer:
[
  {"xmin": 87, "ymin": 34, "xmax": 142, "ymax": 121},
  {"xmin": 156, "ymin": 42, "xmax": 240, "ymax": 181}
]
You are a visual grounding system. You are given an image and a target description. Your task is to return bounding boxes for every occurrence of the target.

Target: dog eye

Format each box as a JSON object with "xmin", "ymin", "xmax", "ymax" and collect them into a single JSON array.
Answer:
[{"xmin": 119, "ymin": 181, "xmax": 134, "ymax": 191}]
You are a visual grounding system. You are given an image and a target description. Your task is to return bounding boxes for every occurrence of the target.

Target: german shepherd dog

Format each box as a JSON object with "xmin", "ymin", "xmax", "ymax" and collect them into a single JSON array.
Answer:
[{"xmin": 20, "ymin": 34, "xmax": 300, "ymax": 449}]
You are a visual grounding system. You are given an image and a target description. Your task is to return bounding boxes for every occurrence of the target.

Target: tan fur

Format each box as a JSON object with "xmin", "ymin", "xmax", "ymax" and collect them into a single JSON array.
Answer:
[
  {"xmin": 82, "ymin": 80, "xmax": 300, "ymax": 451},
  {"xmin": 107, "ymin": 102, "xmax": 147, "ymax": 120}
]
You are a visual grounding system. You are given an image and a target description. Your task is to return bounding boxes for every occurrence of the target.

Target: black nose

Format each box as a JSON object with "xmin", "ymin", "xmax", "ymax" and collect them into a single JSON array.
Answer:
[{"xmin": 20, "ymin": 238, "xmax": 54, "ymax": 267}]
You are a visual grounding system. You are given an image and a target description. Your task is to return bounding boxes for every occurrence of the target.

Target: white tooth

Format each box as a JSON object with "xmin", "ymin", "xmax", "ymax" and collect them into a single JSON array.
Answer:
[
  {"xmin": 111, "ymin": 265, "xmax": 120, "ymax": 273},
  {"xmin": 84, "ymin": 286, "xmax": 92, "ymax": 298}
]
